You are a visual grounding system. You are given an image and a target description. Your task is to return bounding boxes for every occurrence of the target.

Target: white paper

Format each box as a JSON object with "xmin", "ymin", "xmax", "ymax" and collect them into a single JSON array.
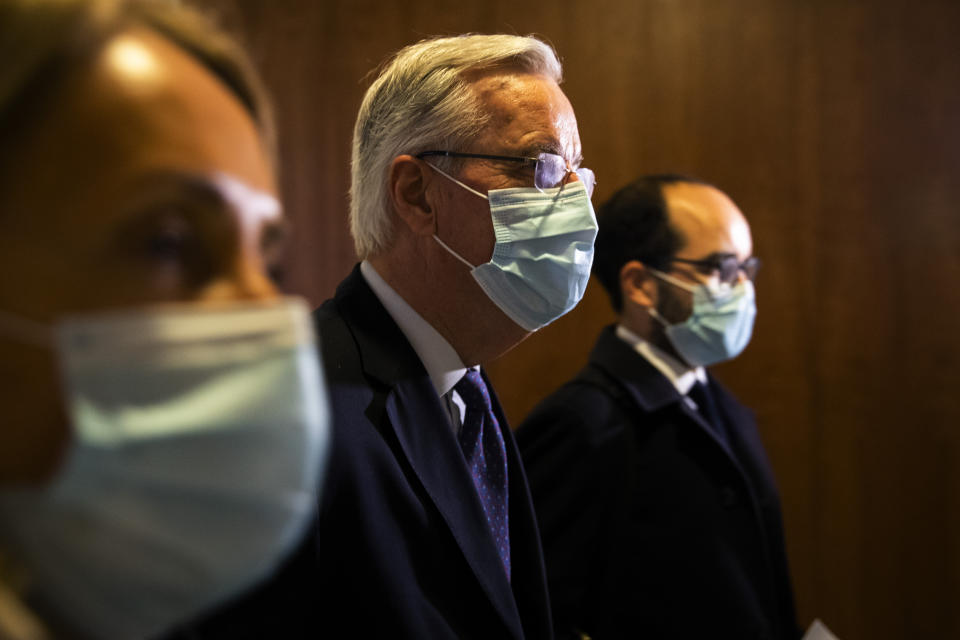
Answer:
[{"xmin": 802, "ymin": 619, "xmax": 840, "ymax": 640}]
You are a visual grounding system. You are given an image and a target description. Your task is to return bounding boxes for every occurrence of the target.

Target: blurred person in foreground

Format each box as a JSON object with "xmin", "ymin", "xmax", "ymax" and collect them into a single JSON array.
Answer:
[
  {"xmin": 517, "ymin": 175, "xmax": 798, "ymax": 639},
  {"xmin": 309, "ymin": 34, "xmax": 597, "ymax": 639},
  {"xmin": 0, "ymin": 1, "xmax": 329, "ymax": 638}
]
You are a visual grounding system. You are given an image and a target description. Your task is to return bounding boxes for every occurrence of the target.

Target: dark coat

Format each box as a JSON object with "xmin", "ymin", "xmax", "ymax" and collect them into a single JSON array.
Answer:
[
  {"xmin": 309, "ymin": 266, "xmax": 552, "ymax": 638},
  {"xmin": 517, "ymin": 325, "xmax": 798, "ymax": 640},
  {"xmin": 167, "ymin": 266, "xmax": 552, "ymax": 639}
]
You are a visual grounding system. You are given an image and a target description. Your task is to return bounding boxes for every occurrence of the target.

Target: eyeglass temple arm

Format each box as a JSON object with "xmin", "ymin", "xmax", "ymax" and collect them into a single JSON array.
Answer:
[{"xmin": 415, "ymin": 150, "xmax": 537, "ymax": 163}]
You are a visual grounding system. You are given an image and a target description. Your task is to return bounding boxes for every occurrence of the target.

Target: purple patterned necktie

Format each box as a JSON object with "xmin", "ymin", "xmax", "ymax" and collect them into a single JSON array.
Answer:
[{"xmin": 455, "ymin": 369, "xmax": 510, "ymax": 580}]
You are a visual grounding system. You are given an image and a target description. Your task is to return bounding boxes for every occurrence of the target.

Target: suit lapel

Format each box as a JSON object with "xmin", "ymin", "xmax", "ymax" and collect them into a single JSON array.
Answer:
[
  {"xmin": 708, "ymin": 381, "xmax": 779, "ymax": 500},
  {"xmin": 385, "ymin": 383, "xmax": 522, "ymax": 635},
  {"xmin": 487, "ymin": 370, "xmax": 553, "ymax": 640},
  {"xmin": 333, "ymin": 267, "xmax": 522, "ymax": 637},
  {"xmin": 586, "ymin": 327, "xmax": 678, "ymax": 415},
  {"xmin": 706, "ymin": 378, "xmax": 783, "ymax": 592}
]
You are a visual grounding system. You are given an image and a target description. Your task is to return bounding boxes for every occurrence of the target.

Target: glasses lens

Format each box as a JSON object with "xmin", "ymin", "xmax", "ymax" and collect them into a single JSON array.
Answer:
[
  {"xmin": 719, "ymin": 256, "xmax": 739, "ymax": 283},
  {"xmin": 741, "ymin": 256, "xmax": 760, "ymax": 281},
  {"xmin": 717, "ymin": 256, "xmax": 761, "ymax": 283},
  {"xmin": 534, "ymin": 153, "xmax": 596, "ymax": 197},
  {"xmin": 534, "ymin": 153, "xmax": 566, "ymax": 191}
]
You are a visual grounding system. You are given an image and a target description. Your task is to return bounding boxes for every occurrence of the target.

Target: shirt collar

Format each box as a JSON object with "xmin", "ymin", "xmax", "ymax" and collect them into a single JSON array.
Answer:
[
  {"xmin": 360, "ymin": 260, "xmax": 466, "ymax": 397},
  {"xmin": 615, "ymin": 324, "xmax": 706, "ymax": 395}
]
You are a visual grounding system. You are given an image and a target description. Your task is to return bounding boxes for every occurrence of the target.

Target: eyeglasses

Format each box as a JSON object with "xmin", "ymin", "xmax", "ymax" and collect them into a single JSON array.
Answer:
[
  {"xmin": 671, "ymin": 254, "xmax": 761, "ymax": 285},
  {"xmin": 416, "ymin": 150, "xmax": 596, "ymax": 197}
]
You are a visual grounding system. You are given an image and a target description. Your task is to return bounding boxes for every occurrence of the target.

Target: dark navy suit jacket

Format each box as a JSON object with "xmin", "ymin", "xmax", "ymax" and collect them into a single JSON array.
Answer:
[
  {"xmin": 306, "ymin": 265, "xmax": 552, "ymax": 638},
  {"xmin": 166, "ymin": 266, "xmax": 552, "ymax": 639},
  {"xmin": 517, "ymin": 326, "xmax": 798, "ymax": 640}
]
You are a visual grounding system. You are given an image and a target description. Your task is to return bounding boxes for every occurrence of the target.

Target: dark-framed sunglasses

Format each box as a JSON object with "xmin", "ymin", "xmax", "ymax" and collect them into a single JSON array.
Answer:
[
  {"xmin": 416, "ymin": 150, "xmax": 596, "ymax": 197},
  {"xmin": 671, "ymin": 254, "xmax": 761, "ymax": 285}
]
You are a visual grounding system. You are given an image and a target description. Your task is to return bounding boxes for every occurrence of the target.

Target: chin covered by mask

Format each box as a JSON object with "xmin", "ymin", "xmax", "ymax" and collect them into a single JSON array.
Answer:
[
  {"xmin": 0, "ymin": 297, "xmax": 330, "ymax": 640},
  {"xmin": 648, "ymin": 269, "xmax": 757, "ymax": 367},
  {"xmin": 427, "ymin": 163, "xmax": 598, "ymax": 332}
]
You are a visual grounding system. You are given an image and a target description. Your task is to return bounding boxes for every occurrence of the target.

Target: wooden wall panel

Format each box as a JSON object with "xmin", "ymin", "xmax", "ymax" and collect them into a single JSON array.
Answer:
[{"xmin": 208, "ymin": 2, "xmax": 960, "ymax": 638}]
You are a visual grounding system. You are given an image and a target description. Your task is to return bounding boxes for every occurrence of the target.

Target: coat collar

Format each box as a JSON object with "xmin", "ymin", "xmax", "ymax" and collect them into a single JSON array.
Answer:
[
  {"xmin": 587, "ymin": 325, "xmax": 747, "ymax": 462},
  {"xmin": 586, "ymin": 324, "xmax": 784, "ymax": 606},
  {"xmin": 587, "ymin": 325, "xmax": 684, "ymax": 413},
  {"xmin": 588, "ymin": 324, "xmax": 781, "ymax": 508},
  {"xmin": 330, "ymin": 265, "xmax": 425, "ymax": 386}
]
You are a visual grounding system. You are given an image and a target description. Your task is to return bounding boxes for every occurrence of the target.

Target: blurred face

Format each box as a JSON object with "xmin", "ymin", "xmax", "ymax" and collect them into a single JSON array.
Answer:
[
  {"xmin": 653, "ymin": 182, "xmax": 754, "ymax": 332},
  {"xmin": 0, "ymin": 27, "xmax": 281, "ymax": 483}
]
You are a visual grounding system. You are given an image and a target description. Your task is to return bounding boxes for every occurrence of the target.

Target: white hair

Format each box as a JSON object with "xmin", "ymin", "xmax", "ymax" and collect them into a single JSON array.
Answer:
[{"xmin": 349, "ymin": 33, "xmax": 563, "ymax": 258}]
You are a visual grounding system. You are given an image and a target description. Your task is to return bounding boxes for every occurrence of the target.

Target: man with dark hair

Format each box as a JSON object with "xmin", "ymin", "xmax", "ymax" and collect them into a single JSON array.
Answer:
[{"xmin": 517, "ymin": 175, "xmax": 799, "ymax": 639}]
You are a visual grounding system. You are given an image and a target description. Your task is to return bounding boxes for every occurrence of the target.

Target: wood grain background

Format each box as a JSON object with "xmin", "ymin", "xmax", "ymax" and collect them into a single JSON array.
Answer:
[{"xmin": 208, "ymin": 2, "xmax": 960, "ymax": 637}]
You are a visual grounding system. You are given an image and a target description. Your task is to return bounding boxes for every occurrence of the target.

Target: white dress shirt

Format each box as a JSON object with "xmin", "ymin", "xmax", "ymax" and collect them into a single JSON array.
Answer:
[{"xmin": 360, "ymin": 261, "xmax": 471, "ymax": 430}]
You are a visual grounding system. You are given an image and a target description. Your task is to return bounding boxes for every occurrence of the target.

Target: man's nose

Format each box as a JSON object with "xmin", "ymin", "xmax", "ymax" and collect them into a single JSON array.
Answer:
[{"xmin": 197, "ymin": 255, "xmax": 278, "ymax": 303}]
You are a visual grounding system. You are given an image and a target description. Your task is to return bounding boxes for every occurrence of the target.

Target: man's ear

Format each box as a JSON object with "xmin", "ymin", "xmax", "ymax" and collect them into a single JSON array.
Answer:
[
  {"xmin": 620, "ymin": 260, "xmax": 658, "ymax": 308},
  {"xmin": 388, "ymin": 155, "xmax": 435, "ymax": 236}
]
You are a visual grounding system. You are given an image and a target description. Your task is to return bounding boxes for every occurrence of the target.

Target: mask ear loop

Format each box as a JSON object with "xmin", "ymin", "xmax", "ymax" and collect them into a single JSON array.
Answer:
[
  {"xmin": 422, "ymin": 160, "xmax": 486, "ymax": 270},
  {"xmin": 0, "ymin": 310, "xmax": 53, "ymax": 348},
  {"xmin": 646, "ymin": 305, "xmax": 671, "ymax": 328},
  {"xmin": 648, "ymin": 266, "xmax": 735, "ymax": 302},
  {"xmin": 422, "ymin": 161, "xmax": 489, "ymax": 200},
  {"xmin": 646, "ymin": 267, "xmax": 698, "ymax": 294},
  {"xmin": 633, "ymin": 268, "xmax": 673, "ymax": 328},
  {"xmin": 644, "ymin": 268, "xmax": 700, "ymax": 328},
  {"xmin": 432, "ymin": 234, "xmax": 477, "ymax": 270}
]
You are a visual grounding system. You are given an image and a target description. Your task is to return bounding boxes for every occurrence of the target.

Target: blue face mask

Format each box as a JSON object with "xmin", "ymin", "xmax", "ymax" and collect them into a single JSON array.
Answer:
[
  {"xmin": 428, "ymin": 164, "xmax": 598, "ymax": 332},
  {"xmin": 647, "ymin": 269, "xmax": 757, "ymax": 367},
  {"xmin": 0, "ymin": 298, "xmax": 329, "ymax": 640}
]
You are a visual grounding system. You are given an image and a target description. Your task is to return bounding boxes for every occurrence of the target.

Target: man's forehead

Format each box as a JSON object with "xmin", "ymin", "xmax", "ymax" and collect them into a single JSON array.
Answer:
[
  {"xmin": 665, "ymin": 183, "xmax": 752, "ymax": 257},
  {"xmin": 466, "ymin": 71, "xmax": 581, "ymax": 161}
]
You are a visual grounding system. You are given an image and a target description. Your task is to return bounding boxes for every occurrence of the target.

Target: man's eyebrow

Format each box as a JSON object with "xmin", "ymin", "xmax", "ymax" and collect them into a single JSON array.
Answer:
[
  {"xmin": 525, "ymin": 141, "xmax": 583, "ymax": 167},
  {"xmin": 518, "ymin": 137, "xmax": 562, "ymax": 156},
  {"xmin": 698, "ymin": 251, "xmax": 738, "ymax": 262},
  {"xmin": 541, "ymin": 141, "xmax": 564, "ymax": 154},
  {"xmin": 103, "ymin": 175, "xmax": 230, "ymax": 240},
  {"xmin": 128, "ymin": 170, "xmax": 285, "ymax": 218},
  {"xmin": 124, "ymin": 170, "xmax": 231, "ymax": 208}
]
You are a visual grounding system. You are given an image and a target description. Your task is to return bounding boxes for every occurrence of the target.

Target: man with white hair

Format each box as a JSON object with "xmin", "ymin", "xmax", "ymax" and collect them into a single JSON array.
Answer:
[{"xmin": 312, "ymin": 34, "xmax": 598, "ymax": 639}]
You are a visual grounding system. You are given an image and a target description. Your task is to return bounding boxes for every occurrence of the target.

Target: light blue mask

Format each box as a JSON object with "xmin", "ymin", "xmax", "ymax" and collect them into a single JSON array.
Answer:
[
  {"xmin": 648, "ymin": 269, "xmax": 757, "ymax": 367},
  {"xmin": 429, "ymin": 164, "xmax": 598, "ymax": 331},
  {"xmin": 0, "ymin": 298, "xmax": 329, "ymax": 640}
]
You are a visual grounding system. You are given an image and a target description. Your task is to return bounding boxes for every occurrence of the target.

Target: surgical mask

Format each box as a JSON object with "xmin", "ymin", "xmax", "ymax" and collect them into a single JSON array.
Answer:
[
  {"xmin": 428, "ymin": 163, "xmax": 598, "ymax": 332},
  {"xmin": 0, "ymin": 297, "xmax": 329, "ymax": 640},
  {"xmin": 647, "ymin": 269, "xmax": 757, "ymax": 367}
]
